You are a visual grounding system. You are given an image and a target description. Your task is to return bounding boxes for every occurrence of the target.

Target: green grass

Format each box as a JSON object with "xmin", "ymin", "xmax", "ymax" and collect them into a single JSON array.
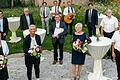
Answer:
[{"xmin": 2, "ymin": 2, "xmax": 120, "ymax": 54}]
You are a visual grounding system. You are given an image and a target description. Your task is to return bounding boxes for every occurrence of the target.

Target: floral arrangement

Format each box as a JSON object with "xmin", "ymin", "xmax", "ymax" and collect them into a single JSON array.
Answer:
[
  {"xmin": 0, "ymin": 55, "xmax": 8, "ymax": 70},
  {"xmin": 28, "ymin": 45, "xmax": 42, "ymax": 58},
  {"xmin": 73, "ymin": 39, "xmax": 88, "ymax": 53}
]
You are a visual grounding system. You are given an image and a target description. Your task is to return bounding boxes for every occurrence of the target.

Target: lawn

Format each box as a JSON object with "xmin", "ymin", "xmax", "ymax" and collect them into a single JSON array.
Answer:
[{"xmin": 2, "ymin": 2, "xmax": 120, "ymax": 54}]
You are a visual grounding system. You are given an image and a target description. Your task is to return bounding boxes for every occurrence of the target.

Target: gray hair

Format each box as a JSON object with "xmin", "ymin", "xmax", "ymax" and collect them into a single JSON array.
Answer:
[
  {"xmin": 75, "ymin": 23, "xmax": 83, "ymax": 30},
  {"xmin": 29, "ymin": 24, "xmax": 36, "ymax": 29}
]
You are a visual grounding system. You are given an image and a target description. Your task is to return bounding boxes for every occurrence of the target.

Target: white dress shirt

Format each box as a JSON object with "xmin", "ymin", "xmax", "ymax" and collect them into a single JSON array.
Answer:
[
  {"xmin": 56, "ymin": 21, "xmax": 60, "ymax": 28},
  {"xmin": 112, "ymin": 30, "xmax": 120, "ymax": 52},
  {"xmin": 100, "ymin": 16, "xmax": 118, "ymax": 33},
  {"xmin": 25, "ymin": 15, "xmax": 30, "ymax": 26},
  {"xmin": 1, "ymin": 40, "xmax": 9, "ymax": 55},
  {"xmin": 50, "ymin": 6, "xmax": 62, "ymax": 16},
  {"xmin": 30, "ymin": 36, "xmax": 37, "ymax": 48},
  {"xmin": 0, "ymin": 18, "xmax": 3, "ymax": 32},
  {"xmin": 63, "ymin": 6, "xmax": 75, "ymax": 15}
]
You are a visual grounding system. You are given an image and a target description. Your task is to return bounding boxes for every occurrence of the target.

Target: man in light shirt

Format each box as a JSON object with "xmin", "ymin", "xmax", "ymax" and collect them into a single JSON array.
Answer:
[
  {"xmin": 23, "ymin": 25, "xmax": 41, "ymax": 80},
  {"xmin": 40, "ymin": 2, "xmax": 50, "ymax": 35},
  {"xmin": 63, "ymin": 1, "xmax": 75, "ymax": 35},
  {"xmin": 100, "ymin": 9, "xmax": 118, "ymax": 59},
  {"xmin": 50, "ymin": 1, "xmax": 62, "ymax": 22},
  {"xmin": 50, "ymin": 15, "xmax": 67, "ymax": 65},
  {"xmin": 0, "ymin": 10, "xmax": 8, "ymax": 40},
  {"xmin": 112, "ymin": 22, "xmax": 120, "ymax": 80},
  {"xmin": 20, "ymin": 8, "xmax": 34, "ymax": 30}
]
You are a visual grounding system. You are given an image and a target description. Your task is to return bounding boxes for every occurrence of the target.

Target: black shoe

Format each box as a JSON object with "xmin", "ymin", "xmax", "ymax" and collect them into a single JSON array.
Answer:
[
  {"xmin": 52, "ymin": 60, "xmax": 57, "ymax": 65},
  {"xmin": 59, "ymin": 60, "xmax": 63, "ymax": 65}
]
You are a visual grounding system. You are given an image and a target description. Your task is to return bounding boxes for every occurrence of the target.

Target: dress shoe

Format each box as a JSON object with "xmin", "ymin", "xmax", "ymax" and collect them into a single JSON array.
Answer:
[
  {"xmin": 52, "ymin": 60, "xmax": 57, "ymax": 65},
  {"xmin": 59, "ymin": 60, "xmax": 63, "ymax": 65}
]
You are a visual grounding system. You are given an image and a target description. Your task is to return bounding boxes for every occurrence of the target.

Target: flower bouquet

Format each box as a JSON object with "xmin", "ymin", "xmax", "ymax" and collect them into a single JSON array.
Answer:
[
  {"xmin": 0, "ymin": 55, "xmax": 8, "ymax": 70},
  {"xmin": 28, "ymin": 45, "xmax": 42, "ymax": 58},
  {"xmin": 73, "ymin": 39, "xmax": 88, "ymax": 53}
]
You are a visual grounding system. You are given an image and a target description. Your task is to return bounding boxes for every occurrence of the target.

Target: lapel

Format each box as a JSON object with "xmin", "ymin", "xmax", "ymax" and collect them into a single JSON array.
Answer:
[{"xmin": 23, "ymin": 14, "xmax": 28, "ymax": 26}]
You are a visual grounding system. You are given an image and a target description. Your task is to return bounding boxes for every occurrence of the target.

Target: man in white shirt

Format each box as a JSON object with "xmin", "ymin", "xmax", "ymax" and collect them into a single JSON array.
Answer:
[
  {"xmin": 0, "ymin": 10, "xmax": 8, "ymax": 40},
  {"xmin": 23, "ymin": 25, "xmax": 41, "ymax": 80},
  {"xmin": 100, "ymin": 9, "xmax": 118, "ymax": 59},
  {"xmin": 40, "ymin": 2, "xmax": 50, "ymax": 35},
  {"xmin": 20, "ymin": 8, "xmax": 34, "ymax": 30},
  {"xmin": 50, "ymin": 1, "xmax": 62, "ymax": 22},
  {"xmin": 63, "ymin": 1, "xmax": 75, "ymax": 35},
  {"xmin": 112, "ymin": 22, "xmax": 120, "ymax": 80},
  {"xmin": 50, "ymin": 15, "xmax": 67, "ymax": 65}
]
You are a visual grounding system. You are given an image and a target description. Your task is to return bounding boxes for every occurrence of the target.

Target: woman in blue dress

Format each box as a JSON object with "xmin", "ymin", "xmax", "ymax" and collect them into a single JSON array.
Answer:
[{"xmin": 71, "ymin": 23, "xmax": 91, "ymax": 80}]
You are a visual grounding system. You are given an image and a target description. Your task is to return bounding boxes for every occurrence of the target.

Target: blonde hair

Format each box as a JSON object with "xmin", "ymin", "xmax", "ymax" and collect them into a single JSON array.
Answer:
[
  {"xmin": 75, "ymin": 23, "xmax": 83, "ymax": 30},
  {"xmin": 29, "ymin": 25, "xmax": 36, "ymax": 29}
]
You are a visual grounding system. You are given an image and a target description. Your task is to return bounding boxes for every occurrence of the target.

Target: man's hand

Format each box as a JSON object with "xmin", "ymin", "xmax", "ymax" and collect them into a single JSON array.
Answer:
[
  {"xmin": 112, "ymin": 52, "xmax": 116, "ymax": 60},
  {"xmin": 3, "ymin": 33, "xmax": 6, "ymax": 36}
]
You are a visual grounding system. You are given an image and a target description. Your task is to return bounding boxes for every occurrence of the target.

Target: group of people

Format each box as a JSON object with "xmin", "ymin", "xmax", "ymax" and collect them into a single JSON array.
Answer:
[{"xmin": 0, "ymin": 0, "xmax": 120, "ymax": 80}]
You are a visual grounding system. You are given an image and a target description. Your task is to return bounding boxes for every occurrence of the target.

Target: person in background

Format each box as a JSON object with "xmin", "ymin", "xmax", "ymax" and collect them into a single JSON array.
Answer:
[
  {"xmin": 50, "ymin": 1, "xmax": 62, "ymax": 22},
  {"xmin": 40, "ymin": 2, "xmax": 50, "ymax": 35},
  {"xmin": 63, "ymin": 1, "xmax": 75, "ymax": 35},
  {"xmin": 20, "ymin": 8, "xmax": 34, "ymax": 30},
  {"xmin": 100, "ymin": 9, "xmax": 118, "ymax": 59},
  {"xmin": 0, "ymin": 33, "xmax": 9, "ymax": 80},
  {"xmin": 50, "ymin": 15, "xmax": 67, "ymax": 65},
  {"xmin": 85, "ymin": 3, "xmax": 98, "ymax": 36},
  {"xmin": 0, "ymin": 10, "xmax": 8, "ymax": 40},
  {"xmin": 23, "ymin": 25, "xmax": 41, "ymax": 80},
  {"xmin": 71, "ymin": 23, "xmax": 91, "ymax": 80},
  {"xmin": 112, "ymin": 22, "xmax": 120, "ymax": 80}
]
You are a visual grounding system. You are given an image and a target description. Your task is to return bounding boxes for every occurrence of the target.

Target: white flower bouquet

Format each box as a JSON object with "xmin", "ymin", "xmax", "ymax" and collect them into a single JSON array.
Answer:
[
  {"xmin": 0, "ymin": 55, "xmax": 8, "ymax": 70},
  {"xmin": 28, "ymin": 45, "xmax": 42, "ymax": 58}
]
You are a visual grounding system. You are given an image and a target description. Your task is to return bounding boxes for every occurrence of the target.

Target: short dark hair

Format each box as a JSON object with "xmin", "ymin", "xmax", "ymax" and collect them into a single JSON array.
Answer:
[
  {"xmin": 67, "ymin": 1, "xmax": 71, "ymax": 4},
  {"xmin": 0, "ymin": 10, "xmax": 3, "ymax": 13},
  {"xmin": 42, "ymin": 2, "xmax": 47, "ymax": 5},
  {"xmin": 88, "ymin": 3, "xmax": 93, "ymax": 6}
]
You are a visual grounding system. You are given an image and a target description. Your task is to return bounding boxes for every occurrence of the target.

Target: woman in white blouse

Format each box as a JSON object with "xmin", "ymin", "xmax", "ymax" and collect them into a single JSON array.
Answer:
[{"xmin": 0, "ymin": 37, "xmax": 9, "ymax": 80}]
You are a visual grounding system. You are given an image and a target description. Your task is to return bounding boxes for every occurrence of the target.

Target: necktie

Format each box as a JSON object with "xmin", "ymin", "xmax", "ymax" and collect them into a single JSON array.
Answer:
[
  {"xmin": 68, "ymin": 7, "xmax": 70, "ymax": 13},
  {"xmin": 43, "ymin": 7, "xmax": 45, "ymax": 17}
]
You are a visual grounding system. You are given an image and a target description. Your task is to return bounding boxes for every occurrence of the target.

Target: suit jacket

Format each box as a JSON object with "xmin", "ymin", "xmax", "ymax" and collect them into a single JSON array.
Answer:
[
  {"xmin": 85, "ymin": 9, "xmax": 98, "ymax": 25},
  {"xmin": 50, "ymin": 21, "xmax": 67, "ymax": 44},
  {"xmin": 2, "ymin": 17, "xmax": 8, "ymax": 33},
  {"xmin": 40, "ymin": 6, "xmax": 50, "ymax": 18},
  {"xmin": 20, "ymin": 14, "xmax": 34, "ymax": 30},
  {"xmin": 23, "ymin": 34, "xmax": 41, "ymax": 55}
]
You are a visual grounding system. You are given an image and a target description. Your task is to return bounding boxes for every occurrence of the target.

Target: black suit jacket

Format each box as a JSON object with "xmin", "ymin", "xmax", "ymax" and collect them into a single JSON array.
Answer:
[
  {"xmin": 23, "ymin": 34, "xmax": 41, "ymax": 55},
  {"xmin": 50, "ymin": 21, "xmax": 67, "ymax": 44},
  {"xmin": 20, "ymin": 14, "xmax": 34, "ymax": 30},
  {"xmin": 2, "ymin": 17, "xmax": 8, "ymax": 33},
  {"xmin": 85, "ymin": 9, "xmax": 98, "ymax": 25}
]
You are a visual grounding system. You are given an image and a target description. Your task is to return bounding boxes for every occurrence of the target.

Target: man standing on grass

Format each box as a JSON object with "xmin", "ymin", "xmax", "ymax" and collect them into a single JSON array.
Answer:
[{"xmin": 0, "ymin": 10, "xmax": 8, "ymax": 40}]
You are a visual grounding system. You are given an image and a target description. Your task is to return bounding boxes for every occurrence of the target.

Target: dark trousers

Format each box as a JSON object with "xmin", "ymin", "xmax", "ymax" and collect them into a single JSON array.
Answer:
[
  {"xmin": 53, "ymin": 39, "xmax": 64, "ymax": 61},
  {"xmin": 25, "ymin": 55, "xmax": 40, "ymax": 80},
  {"xmin": 87, "ymin": 22, "xmax": 96, "ymax": 36},
  {"xmin": 0, "ymin": 67, "xmax": 9, "ymax": 80},
  {"xmin": 115, "ymin": 49, "xmax": 120, "ymax": 79},
  {"xmin": 103, "ymin": 31, "xmax": 114, "ymax": 58},
  {"xmin": 65, "ymin": 20, "xmax": 74, "ymax": 35}
]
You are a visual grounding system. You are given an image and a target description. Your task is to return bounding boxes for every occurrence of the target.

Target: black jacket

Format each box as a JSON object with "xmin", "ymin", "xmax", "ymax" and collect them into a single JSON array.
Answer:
[
  {"xmin": 85, "ymin": 9, "xmax": 98, "ymax": 25},
  {"xmin": 20, "ymin": 14, "xmax": 34, "ymax": 30},
  {"xmin": 23, "ymin": 34, "xmax": 41, "ymax": 55}
]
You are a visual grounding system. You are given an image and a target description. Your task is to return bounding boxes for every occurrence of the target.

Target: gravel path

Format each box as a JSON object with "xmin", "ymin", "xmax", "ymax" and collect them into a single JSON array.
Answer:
[{"xmin": 7, "ymin": 50, "xmax": 118, "ymax": 80}]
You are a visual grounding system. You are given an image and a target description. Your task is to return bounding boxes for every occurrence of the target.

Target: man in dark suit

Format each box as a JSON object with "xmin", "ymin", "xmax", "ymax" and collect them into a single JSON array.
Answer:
[
  {"xmin": 0, "ymin": 10, "xmax": 8, "ymax": 40},
  {"xmin": 23, "ymin": 25, "xmax": 41, "ymax": 80},
  {"xmin": 85, "ymin": 3, "xmax": 98, "ymax": 36},
  {"xmin": 50, "ymin": 15, "xmax": 67, "ymax": 65},
  {"xmin": 20, "ymin": 8, "xmax": 34, "ymax": 30}
]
